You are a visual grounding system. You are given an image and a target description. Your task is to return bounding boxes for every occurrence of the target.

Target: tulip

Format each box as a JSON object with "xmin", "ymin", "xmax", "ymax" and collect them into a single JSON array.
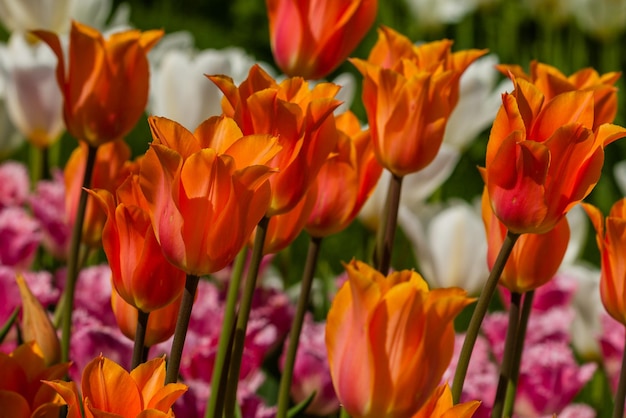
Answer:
[
  {"xmin": 497, "ymin": 60, "xmax": 620, "ymax": 129},
  {"xmin": 305, "ymin": 110, "xmax": 382, "ymax": 237},
  {"xmin": 481, "ymin": 73, "xmax": 626, "ymax": 235},
  {"xmin": 411, "ymin": 383, "xmax": 480, "ymax": 418},
  {"xmin": 148, "ymin": 46, "xmax": 261, "ymax": 130},
  {"xmin": 139, "ymin": 115, "xmax": 281, "ymax": 276},
  {"xmin": 209, "ymin": 64, "xmax": 341, "ymax": 216},
  {"xmin": 64, "ymin": 139, "xmax": 132, "ymax": 247},
  {"xmin": 90, "ymin": 174, "xmax": 186, "ymax": 312},
  {"xmin": 568, "ymin": 0, "xmax": 626, "ymax": 40},
  {"xmin": 44, "ymin": 355, "xmax": 187, "ymax": 418},
  {"xmin": 352, "ymin": 26, "xmax": 486, "ymax": 177},
  {"xmin": 326, "ymin": 260, "xmax": 473, "ymax": 417},
  {"xmin": 0, "ymin": 0, "xmax": 71, "ymax": 33},
  {"xmin": 0, "ymin": 33, "xmax": 64, "ymax": 148},
  {"xmin": 0, "ymin": 342, "xmax": 69, "ymax": 417},
  {"xmin": 16, "ymin": 274, "xmax": 60, "ymax": 366},
  {"xmin": 34, "ymin": 21, "xmax": 163, "ymax": 146},
  {"xmin": 482, "ymin": 189, "xmax": 570, "ymax": 293},
  {"xmin": 111, "ymin": 290, "xmax": 181, "ymax": 347},
  {"xmin": 583, "ymin": 199, "xmax": 626, "ymax": 326},
  {"xmin": 266, "ymin": 0, "xmax": 377, "ymax": 79},
  {"xmin": 262, "ymin": 187, "xmax": 317, "ymax": 255}
]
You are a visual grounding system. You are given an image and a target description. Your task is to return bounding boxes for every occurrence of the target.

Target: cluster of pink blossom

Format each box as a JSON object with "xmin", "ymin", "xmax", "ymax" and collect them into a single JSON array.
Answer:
[{"xmin": 444, "ymin": 273, "xmax": 600, "ymax": 417}]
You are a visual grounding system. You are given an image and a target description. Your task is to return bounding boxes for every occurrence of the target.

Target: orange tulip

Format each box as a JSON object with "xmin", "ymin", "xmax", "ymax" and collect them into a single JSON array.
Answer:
[
  {"xmin": 209, "ymin": 64, "xmax": 341, "ymax": 216},
  {"xmin": 411, "ymin": 384, "xmax": 480, "ymax": 418},
  {"xmin": 262, "ymin": 188, "xmax": 318, "ymax": 255},
  {"xmin": 305, "ymin": 110, "xmax": 382, "ymax": 237},
  {"xmin": 481, "ymin": 73, "xmax": 626, "ymax": 235},
  {"xmin": 90, "ymin": 175, "xmax": 186, "ymax": 312},
  {"xmin": 16, "ymin": 275, "xmax": 60, "ymax": 366},
  {"xmin": 65, "ymin": 139, "xmax": 132, "ymax": 247},
  {"xmin": 0, "ymin": 342, "xmax": 69, "ymax": 418},
  {"xmin": 111, "ymin": 290, "xmax": 181, "ymax": 347},
  {"xmin": 326, "ymin": 260, "xmax": 473, "ymax": 418},
  {"xmin": 583, "ymin": 199, "xmax": 626, "ymax": 325},
  {"xmin": 34, "ymin": 21, "xmax": 163, "ymax": 146},
  {"xmin": 44, "ymin": 355, "xmax": 187, "ymax": 418},
  {"xmin": 351, "ymin": 26, "xmax": 486, "ymax": 177},
  {"xmin": 482, "ymin": 188, "xmax": 570, "ymax": 293},
  {"xmin": 266, "ymin": 0, "xmax": 377, "ymax": 79},
  {"xmin": 139, "ymin": 115, "xmax": 281, "ymax": 276},
  {"xmin": 497, "ymin": 61, "xmax": 620, "ymax": 129}
]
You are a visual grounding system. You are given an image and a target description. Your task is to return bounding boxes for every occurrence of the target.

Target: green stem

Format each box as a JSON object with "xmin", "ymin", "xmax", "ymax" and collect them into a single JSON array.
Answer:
[
  {"xmin": 451, "ymin": 231, "xmax": 520, "ymax": 402},
  {"xmin": 60, "ymin": 144, "xmax": 98, "ymax": 364},
  {"xmin": 0, "ymin": 307, "xmax": 19, "ymax": 342},
  {"xmin": 205, "ymin": 248, "xmax": 248, "ymax": 418},
  {"xmin": 223, "ymin": 216, "xmax": 270, "ymax": 417},
  {"xmin": 491, "ymin": 292, "xmax": 522, "ymax": 418},
  {"xmin": 375, "ymin": 173, "xmax": 403, "ymax": 275},
  {"xmin": 276, "ymin": 235, "xmax": 323, "ymax": 418},
  {"xmin": 340, "ymin": 407, "xmax": 350, "ymax": 418},
  {"xmin": 504, "ymin": 290, "xmax": 534, "ymax": 417},
  {"xmin": 165, "ymin": 274, "xmax": 200, "ymax": 384},
  {"xmin": 131, "ymin": 309, "xmax": 150, "ymax": 369},
  {"xmin": 612, "ymin": 327, "xmax": 626, "ymax": 418}
]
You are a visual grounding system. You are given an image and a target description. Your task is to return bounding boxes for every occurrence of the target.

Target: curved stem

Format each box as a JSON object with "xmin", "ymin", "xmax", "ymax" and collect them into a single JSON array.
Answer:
[
  {"xmin": 491, "ymin": 291, "xmax": 522, "ymax": 418},
  {"xmin": 504, "ymin": 290, "xmax": 534, "ymax": 417},
  {"xmin": 60, "ymin": 144, "xmax": 98, "ymax": 364},
  {"xmin": 276, "ymin": 235, "xmax": 323, "ymax": 418},
  {"xmin": 451, "ymin": 231, "xmax": 520, "ymax": 402},
  {"xmin": 224, "ymin": 216, "xmax": 270, "ymax": 417},
  {"xmin": 131, "ymin": 309, "xmax": 150, "ymax": 369},
  {"xmin": 205, "ymin": 248, "xmax": 248, "ymax": 418},
  {"xmin": 165, "ymin": 274, "xmax": 200, "ymax": 384},
  {"xmin": 612, "ymin": 327, "xmax": 626, "ymax": 418},
  {"xmin": 375, "ymin": 173, "xmax": 403, "ymax": 275}
]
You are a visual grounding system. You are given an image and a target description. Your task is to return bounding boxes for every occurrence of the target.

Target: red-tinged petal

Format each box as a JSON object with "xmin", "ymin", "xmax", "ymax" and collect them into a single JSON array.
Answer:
[
  {"xmin": 486, "ymin": 94, "xmax": 527, "ymax": 166},
  {"xmin": 488, "ymin": 137, "xmax": 550, "ymax": 233},
  {"xmin": 148, "ymin": 116, "xmax": 200, "ymax": 159},
  {"xmin": 510, "ymin": 78, "xmax": 544, "ymax": 136},
  {"xmin": 82, "ymin": 356, "xmax": 142, "ymax": 416},
  {"xmin": 0, "ymin": 390, "xmax": 31, "ymax": 418}
]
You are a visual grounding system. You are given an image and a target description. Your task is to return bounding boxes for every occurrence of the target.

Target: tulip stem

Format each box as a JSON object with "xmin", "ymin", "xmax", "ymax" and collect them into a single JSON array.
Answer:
[
  {"xmin": 131, "ymin": 309, "xmax": 150, "ymax": 369},
  {"xmin": 205, "ymin": 248, "xmax": 248, "ymax": 418},
  {"xmin": 276, "ymin": 235, "xmax": 323, "ymax": 418},
  {"xmin": 166, "ymin": 273, "xmax": 200, "ymax": 384},
  {"xmin": 491, "ymin": 291, "xmax": 522, "ymax": 418},
  {"xmin": 60, "ymin": 144, "xmax": 98, "ymax": 365},
  {"xmin": 612, "ymin": 326, "xmax": 626, "ymax": 418},
  {"xmin": 451, "ymin": 230, "xmax": 520, "ymax": 403},
  {"xmin": 224, "ymin": 216, "xmax": 270, "ymax": 417},
  {"xmin": 504, "ymin": 290, "xmax": 534, "ymax": 417},
  {"xmin": 375, "ymin": 173, "xmax": 403, "ymax": 274}
]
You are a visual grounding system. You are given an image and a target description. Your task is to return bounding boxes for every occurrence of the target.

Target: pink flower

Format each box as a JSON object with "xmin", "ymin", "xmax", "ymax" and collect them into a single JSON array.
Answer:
[
  {"xmin": 599, "ymin": 312, "xmax": 625, "ymax": 392},
  {"xmin": 515, "ymin": 342, "xmax": 596, "ymax": 417},
  {"xmin": 0, "ymin": 206, "xmax": 41, "ymax": 269},
  {"xmin": 280, "ymin": 315, "xmax": 339, "ymax": 416},
  {"xmin": 0, "ymin": 160, "xmax": 29, "ymax": 208},
  {"xmin": 29, "ymin": 169, "xmax": 70, "ymax": 259}
]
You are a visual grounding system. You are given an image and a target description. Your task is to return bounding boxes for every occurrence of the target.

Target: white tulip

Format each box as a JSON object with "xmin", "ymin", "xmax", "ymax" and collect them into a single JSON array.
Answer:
[
  {"xmin": 569, "ymin": 0, "xmax": 626, "ymax": 39},
  {"xmin": 0, "ymin": 33, "xmax": 64, "ymax": 148},
  {"xmin": 402, "ymin": 200, "xmax": 489, "ymax": 294},
  {"xmin": 0, "ymin": 0, "xmax": 72, "ymax": 33},
  {"xmin": 443, "ymin": 54, "xmax": 512, "ymax": 151},
  {"xmin": 148, "ymin": 46, "xmax": 262, "ymax": 130}
]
